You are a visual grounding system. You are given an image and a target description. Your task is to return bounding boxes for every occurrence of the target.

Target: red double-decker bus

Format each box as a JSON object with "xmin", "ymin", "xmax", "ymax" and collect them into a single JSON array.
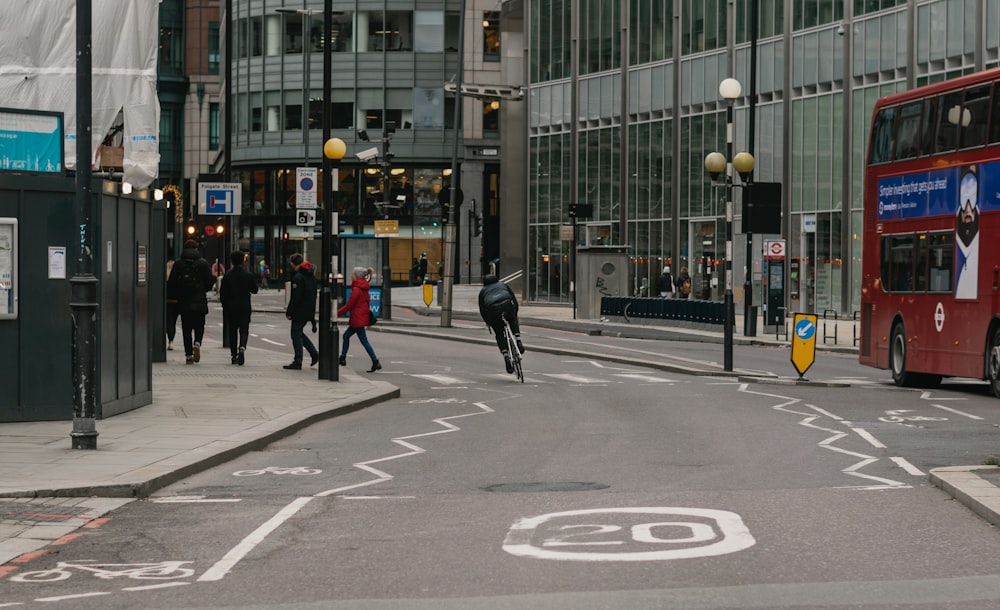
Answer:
[{"xmin": 860, "ymin": 69, "xmax": 1000, "ymax": 394}]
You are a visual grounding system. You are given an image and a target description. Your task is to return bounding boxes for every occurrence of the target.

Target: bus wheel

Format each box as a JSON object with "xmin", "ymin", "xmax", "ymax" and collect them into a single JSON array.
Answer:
[
  {"xmin": 890, "ymin": 324, "xmax": 914, "ymax": 387},
  {"xmin": 988, "ymin": 328, "xmax": 1000, "ymax": 397}
]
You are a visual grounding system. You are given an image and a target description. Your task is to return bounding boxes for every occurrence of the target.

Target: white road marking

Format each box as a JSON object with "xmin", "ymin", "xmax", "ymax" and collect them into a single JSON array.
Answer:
[
  {"xmin": 151, "ymin": 496, "xmax": 242, "ymax": 503},
  {"xmin": 613, "ymin": 374, "xmax": 675, "ymax": 383},
  {"xmin": 122, "ymin": 582, "xmax": 191, "ymax": 591},
  {"xmin": 930, "ymin": 404, "xmax": 983, "ymax": 420},
  {"xmin": 919, "ymin": 391, "xmax": 965, "ymax": 401},
  {"xmin": 565, "ymin": 360, "xmax": 638, "ymax": 371},
  {"xmin": 338, "ymin": 496, "xmax": 417, "ymax": 500},
  {"xmin": 850, "ymin": 427, "xmax": 887, "ymax": 449},
  {"xmin": 503, "ymin": 507, "xmax": 755, "ymax": 562},
  {"xmin": 807, "ymin": 405, "xmax": 843, "ymax": 420},
  {"xmin": 544, "ymin": 373, "xmax": 610, "ymax": 384},
  {"xmin": 260, "ymin": 338, "xmax": 284, "ymax": 346},
  {"xmin": 890, "ymin": 457, "xmax": 925, "ymax": 476},
  {"xmin": 413, "ymin": 374, "xmax": 470, "ymax": 385},
  {"xmin": 35, "ymin": 593, "xmax": 111, "ymax": 601},
  {"xmin": 199, "ymin": 496, "xmax": 314, "ymax": 582}
]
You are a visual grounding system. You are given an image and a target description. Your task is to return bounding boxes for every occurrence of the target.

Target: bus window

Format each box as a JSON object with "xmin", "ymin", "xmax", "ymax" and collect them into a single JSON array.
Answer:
[
  {"xmin": 869, "ymin": 106, "xmax": 896, "ymax": 165},
  {"xmin": 960, "ymin": 84, "xmax": 991, "ymax": 149},
  {"xmin": 990, "ymin": 81, "xmax": 1000, "ymax": 145},
  {"xmin": 935, "ymin": 91, "xmax": 964, "ymax": 154},
  {"xmin": 928, "ymin": 232, "xmax": 953, "ymax": 293},
  {"xmin": 920, "ymin": 97, "xmax": 938, "ymax": 156},
  {"xmin": 882, "ymin": 234, "xmax": 915, "ymax": 292},
  {"xmin": 895, "ymin": 101, "xmax": 923, "ymax": 160},
  {"xmin": 914, "ymin": 233, "xmax": 930, "ymax": 291}
]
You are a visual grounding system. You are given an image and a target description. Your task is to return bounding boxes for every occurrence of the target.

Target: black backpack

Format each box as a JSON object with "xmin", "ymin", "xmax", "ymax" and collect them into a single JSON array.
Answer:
[{"xmin": 177, "ymin": 259, "xmax": 202, "ymax": 294}]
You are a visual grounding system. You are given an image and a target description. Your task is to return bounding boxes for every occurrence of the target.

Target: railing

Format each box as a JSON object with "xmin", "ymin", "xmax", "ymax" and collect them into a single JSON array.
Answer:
[
  {"xmin": 822, "ymin": 309, "xmax": 838, "ymax": 344},
  {"xmin": 600, "ymin": 297, "xmax": 726, "ymax": 326}
]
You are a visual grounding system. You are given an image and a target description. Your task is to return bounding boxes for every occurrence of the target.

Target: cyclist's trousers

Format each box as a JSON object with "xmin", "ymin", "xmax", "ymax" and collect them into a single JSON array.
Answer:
[{"xmin": 484, "ymin": 302, "xmax": 519, "ymax": 353}]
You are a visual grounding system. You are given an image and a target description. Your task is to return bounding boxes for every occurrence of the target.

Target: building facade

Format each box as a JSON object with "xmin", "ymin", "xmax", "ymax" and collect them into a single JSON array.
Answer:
[
  {"xmin": 223, "ymin": 0, "xmax": 506, "ymax": 284},
  {"xmin": 519, "ymin": 0, "xmax": 1000, "ymax": 316}
]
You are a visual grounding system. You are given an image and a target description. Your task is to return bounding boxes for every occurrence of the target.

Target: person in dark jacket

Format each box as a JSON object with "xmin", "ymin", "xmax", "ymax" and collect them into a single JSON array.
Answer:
[
  {"xmin": 337, "ymin": 266, "xmax": 381, "ymax": 372},
  {"xmin": 166, "ymin": 239, "xmax": 216, "ymax": 364},
  {"xmin": 165, "ymin": 258, "xmax": 180, "ymax": 351},
  {"xmin": 220, "ymin": 250, "xmax": 259, "ymax": 365},
  {"xmin": 283, "ymin": 253, "xmax": 319, "ymax": 370},
  {"xmin": 478, "ymin": 274, "xmax": 524, "ymax": 373}
]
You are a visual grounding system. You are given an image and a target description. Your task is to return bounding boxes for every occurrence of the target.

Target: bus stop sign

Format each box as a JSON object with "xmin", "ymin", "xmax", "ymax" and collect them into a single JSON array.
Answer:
[{"xmin": 790, "ymin": 313, "xmax": 817, "ymax": 378}]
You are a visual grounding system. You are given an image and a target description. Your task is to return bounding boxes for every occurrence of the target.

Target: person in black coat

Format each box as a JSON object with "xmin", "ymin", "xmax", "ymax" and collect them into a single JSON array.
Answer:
[
  {"xmin": 220, "ymin": 250, "xmax": 259, "ymax": 365},
  {"xmin": 166, "ymin": 239, "xmax": 216, "ymax": 364},
  {"xmin": 283, "ymin": 253, "xmax": 319, "ymax": 370},
  {"xmin": 478, "ymin": 274, "xmax": 524, "ymax": 373}
]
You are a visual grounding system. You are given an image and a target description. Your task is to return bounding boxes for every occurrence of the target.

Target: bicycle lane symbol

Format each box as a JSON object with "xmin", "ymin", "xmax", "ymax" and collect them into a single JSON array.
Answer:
[
  {"xmin": 9, "ymin": 560, "xmax": 195, "ymax": 583},
  {"xmin": 503, "ymin": 507, "xmax": 755, "ymax": 562}
]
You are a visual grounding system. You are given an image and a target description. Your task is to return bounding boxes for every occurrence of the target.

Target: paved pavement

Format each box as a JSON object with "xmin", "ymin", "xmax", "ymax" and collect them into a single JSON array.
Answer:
[{"xmin": 1, "ymin": 284, "xmax": 996, "ymax": 567}]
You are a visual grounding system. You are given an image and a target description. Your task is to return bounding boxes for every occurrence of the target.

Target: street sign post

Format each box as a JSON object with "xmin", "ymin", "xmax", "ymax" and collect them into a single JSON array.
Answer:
[{"xmin": 790, "ymin": 312, "xmax": 817, "ymax": 379}]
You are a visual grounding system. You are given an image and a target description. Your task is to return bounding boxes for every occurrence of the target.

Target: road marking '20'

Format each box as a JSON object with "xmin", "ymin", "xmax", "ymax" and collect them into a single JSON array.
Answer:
[{"xmin": 503, "ymin": 507, "xmax": 755, "ymax": 562}]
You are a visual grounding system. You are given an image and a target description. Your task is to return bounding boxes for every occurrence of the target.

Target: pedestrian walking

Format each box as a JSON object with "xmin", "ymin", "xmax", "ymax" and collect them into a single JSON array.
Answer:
[
  {"xmin": 658, "ymin": 265, "xmax": 675, "ymax": 298},
  {"xmin": 283, "ymin": 253, "xmax": 319, "ymax": 370},
  {"xmin": 677, "ymin": 266, "xmax": 692, "ymax": 299},
  {"xmin": 219, "ymin": 250, "xmax": 259, "ymax": 366},
  {"xmin": 166, "ymin": 239, "xmax": 215, "ymax": 364},
  {"xmin": 418, "ymin": 252, "xmax": 428, "ymax": 283},
  {"xmin": 337, "ymin": 266, "xmax": 381, "ymax": 372},
  {"xmin": 165, "ymin": 258, "xmax": 180, "ymax": 351}
]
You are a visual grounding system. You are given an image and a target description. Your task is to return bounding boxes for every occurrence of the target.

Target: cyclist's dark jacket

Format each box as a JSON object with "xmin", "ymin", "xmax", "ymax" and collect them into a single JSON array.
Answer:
[{"xmin": 479, "ymin": 274, "xmax": 518, "ymax": 324}]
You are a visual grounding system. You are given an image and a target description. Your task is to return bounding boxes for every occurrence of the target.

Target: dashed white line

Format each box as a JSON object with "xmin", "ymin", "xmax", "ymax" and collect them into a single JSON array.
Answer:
[
  {"xmin": 36, "ymin": 592, "xmax": 111, "ymax": 601},
  {"xmin": 122, "ymin": 582, "xmax": 191, "ymax": 591},
  {"xmin": 260, "ymin": 338, "xmax": 284, "ymax": 346}
]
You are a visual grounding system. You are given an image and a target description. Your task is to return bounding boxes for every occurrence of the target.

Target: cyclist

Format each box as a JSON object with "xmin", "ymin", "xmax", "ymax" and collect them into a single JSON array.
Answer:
[{"xmin": 478, "ymin": 274, "xmax": 524, "ymax": 373}]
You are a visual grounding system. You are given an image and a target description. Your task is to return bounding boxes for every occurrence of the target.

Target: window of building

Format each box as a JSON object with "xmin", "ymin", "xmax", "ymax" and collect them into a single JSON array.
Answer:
[
  {"xmin": 283, "ymin": 13, "xmax": 303, "ymax": 54},
  {"xmin": 159, "ymin": 26, "xmax": 183, "ymax": 75},
  {"xmin": 266, "ymin": 91, "xmax": 281, "ymax": 132},
  {"xmin": 483, "ymin": 100, "xmax": 500, "ymax": 133},
  {"xmin": 331, "ymin": 102, "xmax": 354, "ymax": 129},
  {"xmin": 330, "ymin": 12, "xmax": 354, "ymax": 52},
  {"xmin": 238, "ymin": 19, "xmax": 249, "ymax": 59},
  {"xmin": 413, "ymin": 87, "xmax": 444, "ymax": 129},
  {"xmin": 366, "ymin": 11, "xmax": 413, "ymax": 52},
  {"xmin": 251, "ymin": 93, "xmax": 262, "ymax": 133},
  {"xmin": 209, "ymin": 103, "xmax": 220, "ymax": 150},
  {"xmin": 249, "ymin": 16, "xmax": 263, "ymax": 57},
  {"xmin": 208, "ymin": 22, "xmax": 220, "ymax": 74},
  {"xmin": 414, "ymin": 11, "xmax": 444, "ymax": 52},
  {"xmin": 483, "ymin": 11, "xmax": 500, "ymax": 60},
  {"xmin": 160, "ymin": 107, "xmax": 175, "ymax": 145},
  {"xmin": 445, "ymin": 11, "xmax": 460, "ymax": 51},
  {"xmin": 284, "ymin": 90, "xmax": 303, "ymax": 131}
]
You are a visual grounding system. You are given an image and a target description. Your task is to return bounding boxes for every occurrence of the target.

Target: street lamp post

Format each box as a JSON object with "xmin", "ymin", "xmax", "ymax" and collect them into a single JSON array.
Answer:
[
  {"xmin": 705, "ymin": 78, "xmax": 755, "ymax": 373},
  {"xmin": 318, "ymin": 0, "xmax": 344, "ymax": 381}
]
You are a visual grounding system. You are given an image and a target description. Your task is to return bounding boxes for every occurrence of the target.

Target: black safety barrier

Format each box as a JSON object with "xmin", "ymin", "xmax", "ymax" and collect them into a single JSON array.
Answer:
[{"xmin": 600, "ymin": 296, "xmax": 726, "ymax": 325}]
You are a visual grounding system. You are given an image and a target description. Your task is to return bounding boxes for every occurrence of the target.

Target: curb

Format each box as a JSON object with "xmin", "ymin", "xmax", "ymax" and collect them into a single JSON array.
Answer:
[{"xmin": 929, "ymin": 465, "xmax": 1000, "ymax": 528}]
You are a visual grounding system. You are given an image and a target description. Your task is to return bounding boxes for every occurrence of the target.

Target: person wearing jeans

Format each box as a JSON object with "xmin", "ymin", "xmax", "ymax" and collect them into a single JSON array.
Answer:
[{"xmin": 337, "ymin": 266, "xmax": 381, "ymax": 372}]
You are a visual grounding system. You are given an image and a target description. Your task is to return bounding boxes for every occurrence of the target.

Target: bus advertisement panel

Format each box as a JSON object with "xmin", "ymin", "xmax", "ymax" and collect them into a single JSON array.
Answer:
[{"xmin": 859, "ymin": 69, "xmax": 1000, "ymax": 395}]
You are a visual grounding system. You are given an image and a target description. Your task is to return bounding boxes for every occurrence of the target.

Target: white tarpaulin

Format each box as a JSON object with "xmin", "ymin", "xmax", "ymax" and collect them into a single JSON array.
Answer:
[{"xmin": 0, "ymin": 0, "xmax": 160, "ymax": 188}]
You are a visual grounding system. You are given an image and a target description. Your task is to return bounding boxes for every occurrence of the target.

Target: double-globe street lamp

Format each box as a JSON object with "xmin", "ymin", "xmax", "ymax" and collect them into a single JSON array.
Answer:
[{"xmin": 704, "ymin": 77, "xmax": 755, "ymax": 373}]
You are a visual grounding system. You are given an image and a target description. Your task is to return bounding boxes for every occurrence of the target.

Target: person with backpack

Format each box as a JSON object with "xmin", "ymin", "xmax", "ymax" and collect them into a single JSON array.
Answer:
[
  {"xmin": 219, "ymin": 250, "xmax": 259, "ymax": 366},
  {"xmin": 167, "ymin": 239, "xmax": 216, "ymax": 364},
  {"xmin": 283, "ymin": 253, "xmax": 320, "ymax": 370},
  {"xmin": 658, "ymin": 265, "xmax": 675, "ymax": 298}
]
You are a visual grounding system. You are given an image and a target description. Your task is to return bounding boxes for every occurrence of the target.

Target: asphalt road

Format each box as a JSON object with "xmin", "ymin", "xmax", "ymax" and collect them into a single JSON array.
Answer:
[{"xmin": 7, "ymin": 319, "xmax": 1000, "ymax": 609}]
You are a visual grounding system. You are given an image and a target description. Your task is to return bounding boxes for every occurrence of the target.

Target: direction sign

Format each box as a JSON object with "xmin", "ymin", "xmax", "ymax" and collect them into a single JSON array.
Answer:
[
  {"xmin": 296, "ymin": 209, "xmax": 316, "ymax": 227},
  {"xmin": 198, "ymin": 182, "xmax": 241, "ymax": 216},
  {"xmin": 296, "ymin": 167, "xmax": 317, "ymax": 208},
  {"xmin": 790, "ymin": 313, "xmax": 818, "ymax": 377}
]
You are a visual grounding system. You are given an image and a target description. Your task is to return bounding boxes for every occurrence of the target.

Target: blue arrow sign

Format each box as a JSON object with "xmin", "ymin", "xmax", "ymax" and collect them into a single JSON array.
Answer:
[{"xmin": 795, "ymin": 318, "xmax": 816, "ymax": 340}]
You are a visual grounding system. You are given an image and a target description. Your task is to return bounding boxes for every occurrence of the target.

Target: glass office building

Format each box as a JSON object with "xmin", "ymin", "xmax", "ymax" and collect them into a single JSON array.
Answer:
[
  {"xmin": 226, "ymin": 0, "xmax": 503, "ymax": 284},
  {"xmin": 521, "ymin": 0, "xmax": 1000, "ymax": 315}
]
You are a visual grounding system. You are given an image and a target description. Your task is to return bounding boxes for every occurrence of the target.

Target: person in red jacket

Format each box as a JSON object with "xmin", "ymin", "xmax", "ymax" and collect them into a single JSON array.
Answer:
[{"xmin": 337, "ymin": 266, "xmax": 381, "ymax": 372}]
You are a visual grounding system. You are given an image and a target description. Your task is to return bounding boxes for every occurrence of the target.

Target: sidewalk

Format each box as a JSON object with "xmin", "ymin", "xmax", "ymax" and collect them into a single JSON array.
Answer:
[{"xmin": 1, "ymin": 284, "xmax": 996, "ymax": 567}]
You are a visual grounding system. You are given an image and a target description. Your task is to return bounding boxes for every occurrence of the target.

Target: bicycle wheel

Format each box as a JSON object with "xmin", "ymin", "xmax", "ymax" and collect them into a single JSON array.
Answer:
[{"xmin": 511, "ymin": 349, "xmax": 523, "ymax": 382}]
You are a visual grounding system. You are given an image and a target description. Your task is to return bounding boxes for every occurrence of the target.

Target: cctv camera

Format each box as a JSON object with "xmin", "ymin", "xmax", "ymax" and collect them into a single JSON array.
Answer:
[
  {"xmin": 837, "ymin": 24, "xmax": 845, "ymax": 36},
  {"xmin": 355, "ymin": 147, "xmax": 379, "ymax": 161}
]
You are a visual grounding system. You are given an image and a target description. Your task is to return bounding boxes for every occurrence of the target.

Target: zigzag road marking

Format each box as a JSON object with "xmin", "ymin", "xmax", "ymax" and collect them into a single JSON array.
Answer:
[
  {"xmin": 738, "ymin": 384, "xmax": 910, "ymax": 490},
  {"xmin": 200, "ymin": 401, "xmax": 494, "ymax": 582}
]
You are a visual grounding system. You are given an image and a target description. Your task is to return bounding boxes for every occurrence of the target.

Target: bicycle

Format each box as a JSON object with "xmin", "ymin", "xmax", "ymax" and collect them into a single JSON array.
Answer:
[{"xmin": 501, "ymin": 313, "xmax": 523, "ymax": 383}]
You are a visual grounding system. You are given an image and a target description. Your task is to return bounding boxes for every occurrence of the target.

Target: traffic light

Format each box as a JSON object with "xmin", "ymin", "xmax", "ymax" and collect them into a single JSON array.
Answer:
[
  {"xmin": 185, "ymin": 221, "xmax": 197, "ymax": 236},
  {"xmin": 215, "ymin": 221, "xmax": 225, "ymax": 235},
  {"xmin": 474, "ymin": 212, "xmax": 483, "ymax": 236},
  {"xmin": 283, "ymin": 231, "xmax": 290, "ymax": 240}
]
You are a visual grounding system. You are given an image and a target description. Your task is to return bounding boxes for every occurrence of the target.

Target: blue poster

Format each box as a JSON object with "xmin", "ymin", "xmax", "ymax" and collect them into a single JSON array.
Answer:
[
  {"xmin": 877, "ymin": 160, "xmax": 1000, "ymax": 221},
  {"xmin": 0, "ymin": 109, "xmax": 63, "ymax": 174}
]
